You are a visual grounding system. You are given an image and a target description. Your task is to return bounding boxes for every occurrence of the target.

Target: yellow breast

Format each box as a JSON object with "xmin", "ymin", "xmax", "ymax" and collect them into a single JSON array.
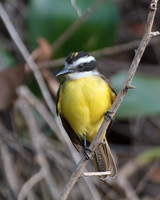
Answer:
[{"xmin": 58, "ymin": 76, "xmax": 115, "ymax": 143}]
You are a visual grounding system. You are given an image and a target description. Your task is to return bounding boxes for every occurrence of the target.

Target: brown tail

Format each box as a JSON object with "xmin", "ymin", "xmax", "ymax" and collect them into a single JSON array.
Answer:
[{"xmin": 93, "ymin": 138, "xmax": 117, "ymax": 179}]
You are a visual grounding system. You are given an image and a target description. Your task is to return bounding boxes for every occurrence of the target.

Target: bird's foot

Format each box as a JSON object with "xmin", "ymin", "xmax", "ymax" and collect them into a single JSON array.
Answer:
[
  {"xmin": 104, "ymin": 111, "xmax": 114, "ymax": 121},
  {"xmin": 83, "ymin": 134, "xmax": 93, "ymax": 160},
  {"xmin": 84, "ymin": 147, "xmax": 93, "ymax": 160}
]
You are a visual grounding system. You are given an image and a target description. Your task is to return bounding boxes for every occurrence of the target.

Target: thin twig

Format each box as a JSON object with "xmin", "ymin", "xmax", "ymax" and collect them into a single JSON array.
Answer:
[
  {"xmin": 17, "ymin": 98, "xmax": 59, "ymax": 199},
  {"xmin": 39, "ymin": 37, "xmax": 160, "ymax": 69},
  {"xmin": 17, "ymin": 86, "xmax": 65, "ymax": 143},
  {"xmin": 52, "ymin": 0, "xmax": 106, "ymax": 51},
  {"xmin": 0, "ymin": 3, "xmax": 56, "ymax": 116},
  {"xmin": 135, "ymin": 160, "xmax": 158, "ymax": 195},
  {"xmin": 83, "ymin": 171, "xmax": 111, "ymax": 177},
  {"xmin": 70, "ymin": 0, "xmax": 82, "ymax": 17},
  {"xmin": 117, "ymin": 176, "xmax": 140, "ymax": 200},
  {"xmin": 0, "ymin": 139, "xmax": 20, "ymax": 199},
  {"xmin": 18, "ymin": 170, "xmax": 44, "ymax": 200},
  {"xmin": 58, "ymin": 1, "xmax": 159, "ymax": 199},
  {"xmin": 0, "ymin": 120, "xmax": 33, "ymax": 163}
]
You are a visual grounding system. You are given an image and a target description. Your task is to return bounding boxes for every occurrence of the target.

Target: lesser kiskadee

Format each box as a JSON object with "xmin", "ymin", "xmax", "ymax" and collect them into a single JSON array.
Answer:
[{"xmin": 56, "ymin": 52, "xmax": 117, "ymax": 179}]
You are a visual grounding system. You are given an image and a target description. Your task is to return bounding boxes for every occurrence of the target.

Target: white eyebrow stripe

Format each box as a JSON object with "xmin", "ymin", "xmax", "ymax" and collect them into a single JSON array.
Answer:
[{"xmin": 66, "ymin": 56, "xmax": 96, "ymax": 69}]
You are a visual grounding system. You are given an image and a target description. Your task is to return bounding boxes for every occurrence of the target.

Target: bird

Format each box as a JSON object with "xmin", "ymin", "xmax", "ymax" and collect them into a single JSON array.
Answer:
[{"xmin": 56, "ymin": 51, "xmax": 117, "ymax": 179}]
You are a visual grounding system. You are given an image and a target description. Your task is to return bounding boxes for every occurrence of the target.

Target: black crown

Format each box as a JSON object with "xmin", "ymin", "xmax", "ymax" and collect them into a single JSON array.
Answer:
[{"xmin": 66, "ymin": 52, "xmax": 89, "ymax": 64}]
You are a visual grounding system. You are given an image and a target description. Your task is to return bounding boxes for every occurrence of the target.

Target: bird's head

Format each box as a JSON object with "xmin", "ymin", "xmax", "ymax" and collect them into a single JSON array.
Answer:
[{"xmin": 56, "ymin": 52, "xmax": 99, "ymax": 80}]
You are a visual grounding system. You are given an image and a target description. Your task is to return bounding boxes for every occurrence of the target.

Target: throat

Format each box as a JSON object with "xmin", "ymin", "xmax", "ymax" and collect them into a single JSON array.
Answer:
[{"xmin": 66, "ymin": 70, "xmax": 99, "ymax": 80}]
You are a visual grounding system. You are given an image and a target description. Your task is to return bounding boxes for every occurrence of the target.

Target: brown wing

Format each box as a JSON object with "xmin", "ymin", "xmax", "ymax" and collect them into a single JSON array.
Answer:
[
  {"xmin": 60, "ymin": 115, "xmax": 85, "ymax": 152},
  {"xmin": 56, "ymin": 81, "xmax": 87, "ymax": 152},
  {"xmin": 93, "ymin": 137, "xmax": 117, "ymax": 179},
  {"xmin": 100, "ymin": 74, "xmax": 117, "ymax": 100},
  {"xmin": 100, "ymin": 74, "xmax": 116, "ymax": 137},
  {"xmin": 56, "ymin": 80, "xmax": 65, "ymax": 115}
]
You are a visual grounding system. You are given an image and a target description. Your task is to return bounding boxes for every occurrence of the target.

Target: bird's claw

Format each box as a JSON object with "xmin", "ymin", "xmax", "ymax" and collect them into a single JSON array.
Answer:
[
  {"xmin": 104, "ymin": 111, "xmax": 114, "ymax": 121},
  {"xmin": 84, "ymin": 147, "xmax": 93, "ymax": 160}
]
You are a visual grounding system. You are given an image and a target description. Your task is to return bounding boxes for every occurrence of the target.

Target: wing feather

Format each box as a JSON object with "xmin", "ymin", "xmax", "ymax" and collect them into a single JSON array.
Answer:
[{"xmin": 56, "ymin": 81, "xmax": 88, "ymax": 152}]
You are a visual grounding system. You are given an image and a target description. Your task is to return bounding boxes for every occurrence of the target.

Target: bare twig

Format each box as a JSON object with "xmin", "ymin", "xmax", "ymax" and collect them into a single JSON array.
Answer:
[
  {"xmin": 0, "ymin": 139, "xmax": 20, "ymax": 199},
  {"xmin": 0, "ymin": 120, "xmax": 33, "ymax": 163},
  {"xmin": 117, "ymin": 176, "xmax": 140, "ymax": 200},
  {"xmin": 17, "ymin": 86, "xmax": 64, "ymax": 143},
  {"xmin": 58, "ymin": 1, "xmax": 159, "ymax": 199},
  {"xmin": 39, "ymin": 36, "xmax": 160, "ymax": 69},
  {"xmin": 52, "ymin": 0, "xmax": 106, "ymax": 51},
  {"xmin": 18, "ymin": 170, "xmax": 44, "ymax": 200},
  {"xmin": 70, "ymin": 0, "xmax": 82, "ymax": 17},
  {"xmin": 17, "ymin": 98, "xmax": 59, "ymax": 199},
  {"xmin": 40, "ymin": 40, "xmax": 142, "ymax": 69},
  {"xmin": 83, "ymin": 171, "xmax": 111, "ymax": 177},
  {"xmin": 0, "ymin": 3, "xmax": 56, "ymax": 116},
  {"xmin": 151, "ymin": 31, "xmax": 160, "ymax": 36},
  {"xmin": 135, "ymin": 161, "xmax": 157, "ymax": 194}
]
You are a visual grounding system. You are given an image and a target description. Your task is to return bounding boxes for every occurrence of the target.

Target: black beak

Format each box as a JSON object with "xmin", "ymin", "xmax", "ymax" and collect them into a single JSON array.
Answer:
[{"xmin": 56, "ymin": 68, "xmax": 71, "ymax": 77}]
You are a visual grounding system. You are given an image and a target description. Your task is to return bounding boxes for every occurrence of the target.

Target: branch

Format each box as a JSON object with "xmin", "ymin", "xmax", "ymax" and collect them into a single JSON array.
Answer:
[
  {"xmin": 52, "ymin": 0, "xmax": 106, "ymax": 51},
  {"xmin": 70, "ymin": 0, "xmax": 82, "ymax": 17},
  {"xmin": 17, "ymin": 98, "xmax": 59, "ymax": 199},
  {"xmin": 17, "ymin": 86, "xmax": 64, "ymax": 143},
  {"xmin": 58, "ymin": 1, "xmax": 159, "ymax": 199},
  {"xmin": 0, "ymin": 120, "xmax": 32, "ymax": 161},
  {"xmin": 0, "ymin": 3, "xmax": 56, "ymax": 116},
  {"xmin": 18, "ymin": 170, "xmax": 44, "ymax": 200},
  {"xmin": 0, "ymin": 139, "xmax": 20, "ymax": 199},
  {"xmin": 83, "ymin": 171, "xmax": 111, "ymax": 177},
  {"xmin": 39, "ymin": 36, "xmax": 160, "ymax": 69}
]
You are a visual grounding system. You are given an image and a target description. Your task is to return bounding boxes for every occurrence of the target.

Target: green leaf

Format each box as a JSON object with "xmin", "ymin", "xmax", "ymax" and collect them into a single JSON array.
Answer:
[
  {"xmin": 137, "ymin": 147, "xmax": 160, "ymax": 165},
  {"xmin": 27, "ymin": 0, "xmax": 119, "ymax": 56},
  {"xmin": 111, "ymin": 70, "xmax": 160, "ymax": 119},
  {"xmin": 0, "ymin": 43, "xmax": 16, "ymax": 69}
]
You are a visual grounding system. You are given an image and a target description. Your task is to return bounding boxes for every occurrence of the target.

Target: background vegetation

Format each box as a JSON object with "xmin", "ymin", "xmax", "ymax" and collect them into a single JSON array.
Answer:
[{"xmin": 0, "ymin": 0, "xmax": 160, "ymax": 199}]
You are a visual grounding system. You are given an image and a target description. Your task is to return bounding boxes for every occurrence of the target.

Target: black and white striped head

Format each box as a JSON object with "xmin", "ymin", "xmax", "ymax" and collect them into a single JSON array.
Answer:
[{"xmin": 56, "ymin": 52, "xmax": 99, "ymax": 80}]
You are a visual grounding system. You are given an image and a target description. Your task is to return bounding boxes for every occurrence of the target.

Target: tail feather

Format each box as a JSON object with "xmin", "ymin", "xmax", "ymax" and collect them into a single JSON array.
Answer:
[{"xmin": 93, "ymin": 138, "xmax": 117, "ymax": 179}]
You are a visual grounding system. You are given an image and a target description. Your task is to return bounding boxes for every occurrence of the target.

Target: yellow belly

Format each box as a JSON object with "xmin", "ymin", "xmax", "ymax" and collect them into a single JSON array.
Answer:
[{"xmin": 58, "ymin": 76, "xmax": 115, "ymax": 143}]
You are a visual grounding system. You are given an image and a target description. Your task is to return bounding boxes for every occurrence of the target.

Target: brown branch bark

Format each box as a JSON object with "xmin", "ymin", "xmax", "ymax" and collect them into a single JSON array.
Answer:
[
  {"xmin": 58, "ymin": 1, "xmax": 159, "ymax": 199},
  {"xmin": 18, "ymin": 170, "xmax": 44, "ymax": 200},
  {"xmin": 38, "ymin": 36, "xmax": 160, "ymax": 69}
]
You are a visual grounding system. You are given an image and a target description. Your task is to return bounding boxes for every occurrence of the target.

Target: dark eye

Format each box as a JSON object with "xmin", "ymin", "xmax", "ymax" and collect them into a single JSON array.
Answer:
[{"xmin": 78, "ymin": 64, "xmax": 84, "ymax": 70}]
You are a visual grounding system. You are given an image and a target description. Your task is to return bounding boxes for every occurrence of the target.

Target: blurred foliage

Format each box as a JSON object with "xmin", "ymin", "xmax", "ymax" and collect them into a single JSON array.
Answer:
[
  {"xmin": 111, "ymin": 70, "xmax": 160, "ymax": 119},
  {"xmin": 27, "ymin": 0, "xmax": 119, "ymax": 57},
  {"xmin": 0, "ymin": 43, "xmax": 16, "ymax": 70},
  {"xmin": 137, "ymin": 147, "xmax": 160, "ymax": 165}
]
